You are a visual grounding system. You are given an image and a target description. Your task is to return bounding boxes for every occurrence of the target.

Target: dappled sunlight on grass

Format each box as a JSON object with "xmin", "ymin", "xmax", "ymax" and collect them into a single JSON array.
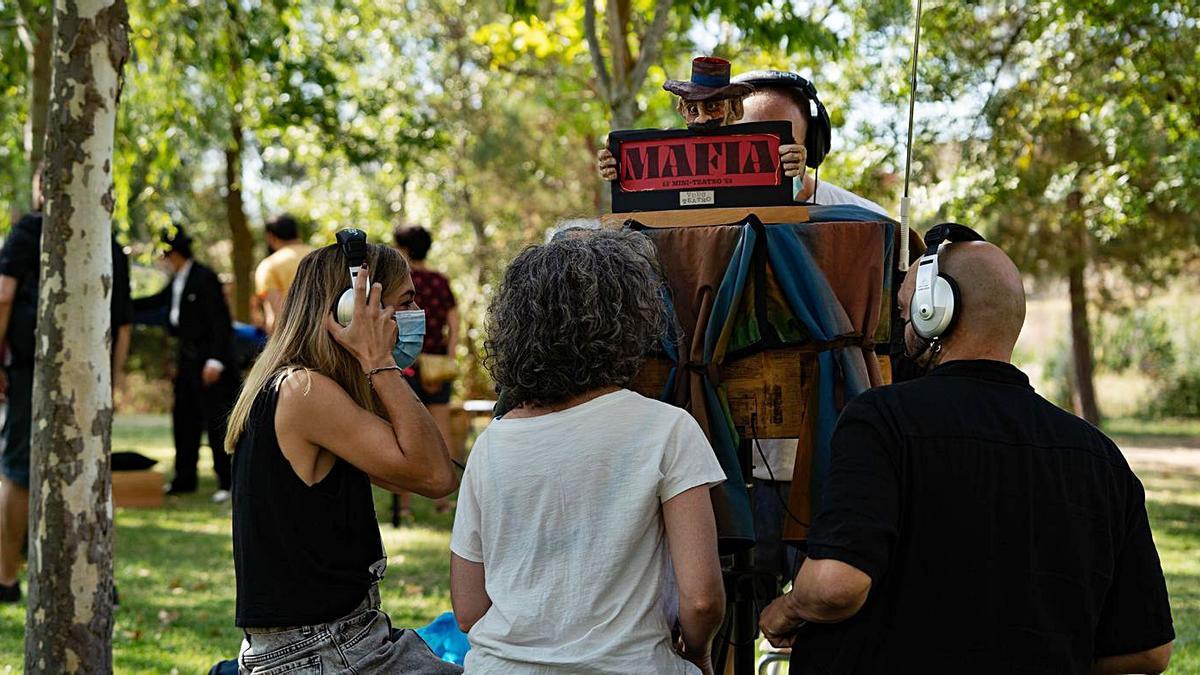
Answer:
[
  {"xmin": 1140, "ymin": 468, "xmax": 1200, "ymax": 672},
  {"xmin": 0, "ymin": 415, "xmax": 458, "ymax": 672},
  {"xmin": 1, "ymin": 415, "xmax": 1197, "ymax": 671}
]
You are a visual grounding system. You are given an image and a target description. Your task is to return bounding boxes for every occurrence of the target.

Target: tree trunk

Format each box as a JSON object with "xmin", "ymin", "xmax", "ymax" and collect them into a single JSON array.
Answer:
[
  {"xmin": 1066, "ymin": 191, "xmax": 1101, "ymax": 425},
  {"xmin": 225, "ymin": 111, "xmax": 253, "ymax": 323},
  {"xmin": 610, "ymin": 100, "xmax": 638, "ymax": 131},
  {"xmin": 15, "ymin": 1, "xmax": 54, "ymax": 209},
  {"xmin": 26, "ymin": 0, "xmax": 128, "ymax": 672},
  {"xmin": 582, "ymin": 0, "xmax": 671, "ymax": 214},
  {"xmin": 583, "ymin": 0, "xmax": 671, "ymax": 131},
  {"xmin": 28, "ymin": 10, "xmax": 54, "ymax": 206},
  {"xmin": 223, "ymin": 0, "xmax": 253, "ymax": 322}
]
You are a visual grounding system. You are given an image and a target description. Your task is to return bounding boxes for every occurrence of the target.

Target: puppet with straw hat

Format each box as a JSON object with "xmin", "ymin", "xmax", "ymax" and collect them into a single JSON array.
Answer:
[{"xmin": 597, "ymin": 56, "xmax": 806, "ymax": 181}]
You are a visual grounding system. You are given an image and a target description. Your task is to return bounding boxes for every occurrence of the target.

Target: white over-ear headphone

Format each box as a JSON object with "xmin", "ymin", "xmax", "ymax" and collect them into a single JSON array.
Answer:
[
  {"xmin": 910, "ymin": 223, "xmax": 985, "ymax": 340},
  {"xmin": 334, "ymin": 228, "xmax": 369, "ymax": 327}
]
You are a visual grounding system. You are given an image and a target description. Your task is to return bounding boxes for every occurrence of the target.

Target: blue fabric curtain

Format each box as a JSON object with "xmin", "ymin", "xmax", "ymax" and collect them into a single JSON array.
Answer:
[{"xmin": 645, "ymin": 209, "xmax": 894, "ymax": 549}]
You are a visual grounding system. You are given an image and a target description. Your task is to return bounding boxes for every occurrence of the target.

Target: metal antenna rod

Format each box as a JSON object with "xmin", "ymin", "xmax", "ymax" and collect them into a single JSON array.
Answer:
[{"xmin": 899, "ymin": 0, "xmax": 925, "ymax": 271}]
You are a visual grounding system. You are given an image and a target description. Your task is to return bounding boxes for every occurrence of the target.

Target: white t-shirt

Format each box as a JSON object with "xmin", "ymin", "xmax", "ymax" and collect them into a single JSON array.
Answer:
[
  {"xmin": 451, "ymin": 389, "xmax": 726, "ymax": 674},
  {"xmin": 805, "ymin": 179, "xmax": 890, "ymax": 216},
  {"xmin": 751, "ymin": 438, "xmax": 798, "ymax": 482}
]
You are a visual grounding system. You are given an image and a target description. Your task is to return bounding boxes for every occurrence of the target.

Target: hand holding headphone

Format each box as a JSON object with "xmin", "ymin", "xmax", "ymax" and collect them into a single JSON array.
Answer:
[{"xmin": 330, "ymin": 228, "xmax": 427, "ymax": 372}]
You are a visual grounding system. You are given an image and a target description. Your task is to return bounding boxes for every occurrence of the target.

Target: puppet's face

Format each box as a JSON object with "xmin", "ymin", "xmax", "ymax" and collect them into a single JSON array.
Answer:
[{"xmin": 677, "ymin": 97, "xmax": 745, "ymax": 130}]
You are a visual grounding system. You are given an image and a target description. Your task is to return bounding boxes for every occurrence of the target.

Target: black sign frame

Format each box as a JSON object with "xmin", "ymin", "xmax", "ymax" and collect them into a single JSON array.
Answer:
[{"xmin": 608, "ymin": 121, "xmax": 795, "ymax": 213}]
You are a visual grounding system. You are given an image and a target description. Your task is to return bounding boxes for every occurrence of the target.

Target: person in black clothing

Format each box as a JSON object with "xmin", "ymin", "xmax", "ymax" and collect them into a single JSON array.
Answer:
[
  {"xmin": 758, "ymin": 234, "xmax": 1174, "ymax": 673},
  {"xmin": 0, "ymin": 212, "xmax": 133, "ymax": 603},
  {"xmin": 133, "ymin": 228, "xmax": 238, "ymax": 501},
  {"xmin": 223, "ymin": 241, "xmax": 457, "ymax": 672}
]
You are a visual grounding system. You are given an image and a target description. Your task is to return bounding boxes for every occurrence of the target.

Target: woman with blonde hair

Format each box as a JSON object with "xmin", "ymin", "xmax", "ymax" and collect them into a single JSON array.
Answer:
[{"xmin": 225, "ymin": 235, "xmax": 460, "ymax": 673}]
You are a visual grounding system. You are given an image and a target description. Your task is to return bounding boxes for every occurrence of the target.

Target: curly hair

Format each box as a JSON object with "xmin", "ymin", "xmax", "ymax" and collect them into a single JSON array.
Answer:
[{"xmin": 485, "ymin": 230, "xmax": 667, "ymax": 409}]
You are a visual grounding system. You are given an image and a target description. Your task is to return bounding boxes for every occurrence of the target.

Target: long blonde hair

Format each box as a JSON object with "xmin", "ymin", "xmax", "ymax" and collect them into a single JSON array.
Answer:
[{"xmin": 225, "ymin": 243, "xmax": 410, "ymax": 453}]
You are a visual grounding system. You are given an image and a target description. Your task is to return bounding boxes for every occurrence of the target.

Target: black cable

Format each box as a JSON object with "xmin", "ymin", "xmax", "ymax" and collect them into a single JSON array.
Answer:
[
  {"xmin": 749, "ymin": 414, "xmax": 810, "ymax": 530},
  {"xmin": 712, "ymin": 415, "xmax": 813, "ymax": 658}
]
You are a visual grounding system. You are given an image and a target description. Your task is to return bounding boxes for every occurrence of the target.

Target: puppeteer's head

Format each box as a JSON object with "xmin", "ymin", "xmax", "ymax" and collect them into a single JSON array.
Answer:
[{"xmin": 664, "ymin": 56, "xmax": 753, "ymax": 131}]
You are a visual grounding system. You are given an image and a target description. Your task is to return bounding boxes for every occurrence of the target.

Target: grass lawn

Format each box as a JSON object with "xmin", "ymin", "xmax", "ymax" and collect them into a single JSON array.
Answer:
[
  {"xmin": 0, "ymin": 415, "xmax": 457, "ymax": 673},
  {"xmin": 2, "ymin": 414, "xmax": 1199, "ymax": 671}
]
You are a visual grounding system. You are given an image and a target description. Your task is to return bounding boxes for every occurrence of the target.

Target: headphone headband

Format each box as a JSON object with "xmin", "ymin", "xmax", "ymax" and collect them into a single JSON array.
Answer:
[
  {"xmin": 922, "ymin": 222, "xmax": 985, "ymax": 251},
  {"xmin": 335, "ymin": 228, "xmax": 368, "ymax": 269},
  {"xmin": 731, "ymin": 69, "xmax": 832, "ymax": 168}
]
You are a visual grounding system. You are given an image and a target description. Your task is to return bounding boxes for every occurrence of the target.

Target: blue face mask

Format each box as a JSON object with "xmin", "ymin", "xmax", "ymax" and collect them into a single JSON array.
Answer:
[{"xmin": 392, "ymin": 310, "xmax": 426, "ymax": 369}]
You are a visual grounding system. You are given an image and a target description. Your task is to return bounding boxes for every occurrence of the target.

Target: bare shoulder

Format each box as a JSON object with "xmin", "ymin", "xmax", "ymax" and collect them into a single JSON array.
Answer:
[{"xmin": 277, "ymin": 369, "xmax": 352, "ymax": 415}]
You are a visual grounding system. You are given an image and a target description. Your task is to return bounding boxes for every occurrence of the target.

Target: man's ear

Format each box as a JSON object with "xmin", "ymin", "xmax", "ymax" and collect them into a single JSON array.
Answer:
[
  {"xmin": 674, "ymin": 96, "xmax": 686, "ymax": 117},
  {"xmin": 728, "ymin": 98, "xmax": 745, "ymax": 122}
]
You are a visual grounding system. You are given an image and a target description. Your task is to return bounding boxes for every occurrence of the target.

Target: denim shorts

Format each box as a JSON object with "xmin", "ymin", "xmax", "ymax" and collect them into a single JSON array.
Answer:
[
  {"xmin": 238, "ymin": 560, "xmax": 462, "ymax": 675},
  {"xmin": 0, "ymin": 366, "xmax": 33, "ymax": 488}
]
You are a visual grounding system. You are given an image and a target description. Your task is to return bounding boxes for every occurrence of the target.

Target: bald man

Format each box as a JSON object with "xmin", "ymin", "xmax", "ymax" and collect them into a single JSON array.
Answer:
[{"xmin": 758, "ymin": 236, "xmax": 1174, "ymax": 674}]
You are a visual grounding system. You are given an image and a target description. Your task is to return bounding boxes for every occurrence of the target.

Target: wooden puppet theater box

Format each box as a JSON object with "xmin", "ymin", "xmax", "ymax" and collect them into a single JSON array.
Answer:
[{"xmin": 602, "ymin": 123, "xmax": 912, "ymax": 552}]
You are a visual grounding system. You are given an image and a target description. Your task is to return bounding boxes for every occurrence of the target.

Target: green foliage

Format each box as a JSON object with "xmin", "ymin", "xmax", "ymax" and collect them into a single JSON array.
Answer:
[
  {"xmin": 1040, "ymin": 334, "xmax": 1075, "ymax": 410},
  {"xmin": 506, "ymin": 0, "xmax": 845, "ymax": 53},
  {"xmin": 0, "ymin": 1, "xmax": 32, "ymax": 218},
  {"xmin": 1094, "ymin": 308, "xmax": 1176, "ymax": 377},
  {"xmin": 1077, "ymin": 301, "xmax": 1200, "ymax": 420},
  {"xmin": 110, "ymin": 0, "xmax": 449, "ymax": 269},
  {"xmin": 924, "ymin": 1, "xmax": 1200, "ymax": 281},
  {"xmin": 7, "ymin": 0, "xmax": 1198, "ymax": 405},
  {"xmin": 1151, "ymin": 369, "xmax": 1200, "ymax": 419}
]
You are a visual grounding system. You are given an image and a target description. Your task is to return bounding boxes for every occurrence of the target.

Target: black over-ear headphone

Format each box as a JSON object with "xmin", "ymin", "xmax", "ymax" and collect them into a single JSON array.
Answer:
[
  {"xmin": 334, "ymin": 228, "xmax": 368, "ymax": 327},
  {"xmin": 910, "ymin": 223, "xmax": 986, "ymax": 340},
  {"xmin": 732, "ymin": 69, "xmax": 832, "ymax": 169}
]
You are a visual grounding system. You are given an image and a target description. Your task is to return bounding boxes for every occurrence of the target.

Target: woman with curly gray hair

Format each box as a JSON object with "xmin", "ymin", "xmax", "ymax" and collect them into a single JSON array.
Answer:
[{"xmin": 450, "ymin": 230, "xmax": 727, "ymax": 675}]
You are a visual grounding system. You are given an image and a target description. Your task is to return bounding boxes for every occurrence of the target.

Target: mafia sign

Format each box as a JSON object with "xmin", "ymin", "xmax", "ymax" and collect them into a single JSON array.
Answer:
[{"xmin": 608, "ymin": 121, "xmax": 794, "ymax": 213}]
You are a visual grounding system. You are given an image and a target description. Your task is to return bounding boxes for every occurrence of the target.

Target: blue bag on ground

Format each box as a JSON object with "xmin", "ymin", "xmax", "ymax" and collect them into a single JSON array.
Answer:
[{"xmin": 416, "ymin": 612, "xmax": 470, "ymax": 666}]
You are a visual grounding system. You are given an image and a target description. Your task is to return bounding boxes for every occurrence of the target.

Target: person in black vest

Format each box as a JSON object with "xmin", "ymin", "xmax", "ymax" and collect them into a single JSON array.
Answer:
[
  {"xmin": 0, "ymin": 212, "xmax": 133, "ymax": 603},
  {"xmin": 133, "ymin": 228, "xmax": 238, "ymax": 501},
  {"xmin": 758, "ymin": 228, "xmax": 1174, "ymax": 673},
  {"xmin": 223, "ymin": 239, "xmax": 458, "ymax": 672}
]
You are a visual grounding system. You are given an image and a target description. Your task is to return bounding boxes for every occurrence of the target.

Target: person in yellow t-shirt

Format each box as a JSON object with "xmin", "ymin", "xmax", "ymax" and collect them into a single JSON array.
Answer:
[{"xmin": 255, "ymin": 214, "xmax": 313, "ymax": 334}]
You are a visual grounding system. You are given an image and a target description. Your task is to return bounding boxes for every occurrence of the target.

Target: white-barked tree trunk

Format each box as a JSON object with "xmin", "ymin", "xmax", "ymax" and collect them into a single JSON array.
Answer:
[{"xmin": 25, "ymin": 0, "xmax": 128, "ymax": 672}]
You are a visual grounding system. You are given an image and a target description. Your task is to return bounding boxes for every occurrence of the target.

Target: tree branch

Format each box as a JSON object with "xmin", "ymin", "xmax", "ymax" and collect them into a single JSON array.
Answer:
[
  {"xmin": 583, "ymin": 0, "xmax": 612, "ymax": 101},
  {"xmin": 10, "ymin": 0, "xmax": 38, "ymax": 53},
  {"xmin": 492, "ymin": 61, "xmax": 596, "ymax": 95},
  {"xmin": 626, "ymin": 0, "xmax": 671, "ymax": 99},
  {"xmin": 606, "ymin": 0, "xmax": 632, "ymax": 95},
  {"xmin": 971, "ymin": 13, "xmax": 1031, "ymax": 139}
]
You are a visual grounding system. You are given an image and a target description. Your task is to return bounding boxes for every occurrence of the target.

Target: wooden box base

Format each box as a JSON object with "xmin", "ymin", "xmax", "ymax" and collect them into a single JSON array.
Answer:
[{"xmin": 113, "ymin": 470, "xmax": 165, "ymax": 508}]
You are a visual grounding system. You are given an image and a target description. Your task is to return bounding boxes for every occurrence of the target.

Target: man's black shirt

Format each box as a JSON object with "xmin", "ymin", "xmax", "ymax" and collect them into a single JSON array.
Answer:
[
  {"xmin": 792, "ymin": 359, "xmax": 1173, "ymax": 674},
  {"xmin": 0, "ymin": 213, "xmax": 133, "ymax": 368}
]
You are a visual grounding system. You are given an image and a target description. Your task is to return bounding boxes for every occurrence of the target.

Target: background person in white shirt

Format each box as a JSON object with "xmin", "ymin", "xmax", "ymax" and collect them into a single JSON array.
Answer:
[{"xmin": 450, "ymin": 231, "xmax": 727, "ymax": 675}]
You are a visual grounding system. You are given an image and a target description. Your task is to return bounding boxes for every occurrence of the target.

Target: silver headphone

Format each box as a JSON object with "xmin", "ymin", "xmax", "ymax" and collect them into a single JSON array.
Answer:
[
  {"xmin": 334, "ymin": 228, "xmax": 369, "ymax": 327},
  {"xmin": 910, "ymin": 223, "xmax": 985, "ymax": 340}
]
